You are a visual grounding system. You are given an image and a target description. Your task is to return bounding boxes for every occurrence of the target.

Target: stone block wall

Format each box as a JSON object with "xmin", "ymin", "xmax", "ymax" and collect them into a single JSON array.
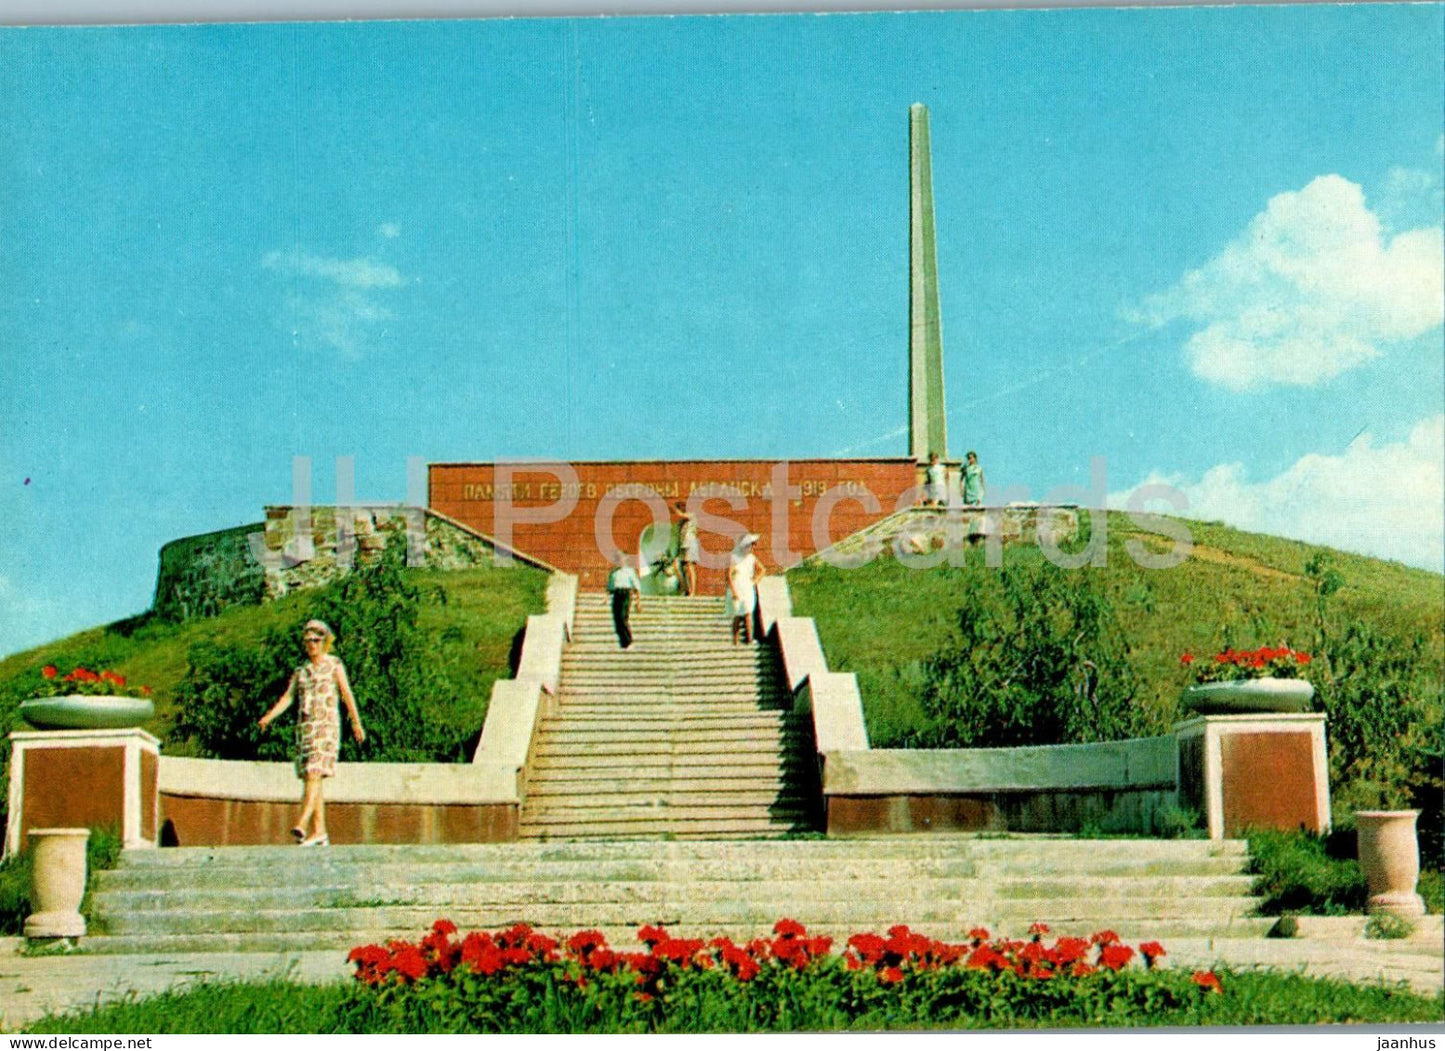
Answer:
[
  {"xmin": 258, "ymin": 505, "xmax": 549, "ymax": 600},
  {"xmin": 152, "ymin": 523, "xmax": 267, "ymax": 622},
  {"xmin": 150, "ymin": 506, "xmax": 551, "ymax": 618}
]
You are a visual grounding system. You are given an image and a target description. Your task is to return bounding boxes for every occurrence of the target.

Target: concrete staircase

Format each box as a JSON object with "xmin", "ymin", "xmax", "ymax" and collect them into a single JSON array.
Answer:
[
  {"xmin": 518, "ymin": 594, "xmax": 818, "ymax": 840},
  {"xmin": 81, "ymin": 836, "xmax": 1270, "ymax": 955}
]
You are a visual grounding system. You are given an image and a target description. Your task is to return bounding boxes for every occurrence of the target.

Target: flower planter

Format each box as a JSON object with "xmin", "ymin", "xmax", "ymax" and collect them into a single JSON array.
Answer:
[
  {"xmin": 1181, "ymin": 678, "xmax": 1314, "ymax": 716},
  {"xmin": 19, "ymin": 694, "xmax": 154, "ymax": 731},
  {"xmin": 23, "ymin": 827, "xmax": 90, "ymax": 939},
  {"xmin": 1355, "ymin": 810, "xmax": 1426, "ymax": 919}
]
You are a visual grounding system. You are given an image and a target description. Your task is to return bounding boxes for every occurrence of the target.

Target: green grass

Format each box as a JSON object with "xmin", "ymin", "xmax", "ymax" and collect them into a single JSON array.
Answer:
[
  {"xmin": 0, "ymin": 825, "xmax": 124, "ymax": 937},
  {"xmin": 1246, "ymin": 829, "xmax": 1367, "ymax": 916},
  {"xmin": 0, "ymin": 565, "xmax": 548, "ymax": 753},
  {"xmin": 787, "ymin": 511, "xmax": 1444, "ymax": 748},
  {"xmin": 18, "ymin": 969, "xmax": 1443, "ymax": 1033}
]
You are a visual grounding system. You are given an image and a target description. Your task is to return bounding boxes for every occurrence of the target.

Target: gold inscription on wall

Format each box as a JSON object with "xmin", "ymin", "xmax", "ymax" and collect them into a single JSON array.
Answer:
[{"xmin": 460, "ymin": 479, "xmax": 873, "ymax": 502}]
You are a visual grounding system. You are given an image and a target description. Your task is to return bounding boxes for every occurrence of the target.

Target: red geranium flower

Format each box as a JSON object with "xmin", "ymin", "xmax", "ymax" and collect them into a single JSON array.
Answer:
[
  {"xmin": 1028, "ymin": 922, "xmax": 1050, "ymax": 938},
  {"xmin": 774, "ymin": 917, "xmax": 807, "ymax": 938},
  {"xmin": 1191, "ymin": 970, "xmax": 1223, "ymax": 994},
  {"xmin": 1090, "ymin": 929, "xmax": 1120, "ymax": 946},
  {"xmin": 1179, "ymin": 653, "xmax": 1194, "ymax": 665},
  {"xmin": 1098, "ymin": 944, "xmax": 1135, "ymax": 971},
  {"xmin": 1138, "ymin": 941, "xmax": 1166, "ymax": 967},
  {"xmin": 41, "ymin": 665, "xmax": 57, "ymax": 679},
  {"xmin": 879, "ymin": 966, "xmax": 904, "ymax": 984}
]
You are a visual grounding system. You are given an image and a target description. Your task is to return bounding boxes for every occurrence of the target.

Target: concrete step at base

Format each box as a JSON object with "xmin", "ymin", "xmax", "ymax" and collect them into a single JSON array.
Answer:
[
  {"xmin": 529, "ymin": 747, "xmax": 804, "ymax": 762},
  {"xmin": 92, "ymin": 901, "xmax": 1275, "ymax": 940},
  {"xmin": 93, "ymin": 876, "xmax": 1006, "ymax": 914},
  {"xmin": 526, "ymin": 778, "xmax": 806, "ymax": 796},
  {"xmin": 108, "ymin": 838, "xmax": 1250, "ymax": 869},
  {"xmin": 96, "ymin": 856, "xmax": 1002, "ymax": 891},
  {"xmin": 518, "ymin": 820, "xmax": 814, "ymax": 839},
  {"xmin": 74, "ymin": 916, "xmax": 1280, "ymax": 957}
]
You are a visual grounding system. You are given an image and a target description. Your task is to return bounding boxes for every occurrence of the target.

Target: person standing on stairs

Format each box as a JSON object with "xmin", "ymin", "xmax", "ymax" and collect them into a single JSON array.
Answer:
[
  {"xmin": 607, "ymin": 553, "xmax": 643, "ymax": 649},
  {"xmin": 727, "ymin": 533, "xmax": 766, "ymax": 645},
  {"xmin": 672, "ymin": 501, "xmax": 700, "ymax": 596},
  {"xmin": 257, "ymin": 619, "xmax": 365, "ymax": 847}
]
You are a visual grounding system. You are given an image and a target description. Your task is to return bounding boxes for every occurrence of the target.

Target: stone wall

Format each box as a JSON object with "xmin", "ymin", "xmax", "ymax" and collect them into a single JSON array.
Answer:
[
  {"xmin": 152, "ymin": 524, "xmax": 267, "ymax": 622},
  {"xmin": 257, "ymin": 504, "xmax": 546, "ymax": 600},
  {"xmin": 151, "ymin": 506, "xmax": 553, "ymax": 617}
]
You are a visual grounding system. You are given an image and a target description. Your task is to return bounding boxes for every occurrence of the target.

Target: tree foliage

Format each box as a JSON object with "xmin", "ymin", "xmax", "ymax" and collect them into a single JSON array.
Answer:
[
  {"xmin": 910, "ymin": 562, "xmax": 1152, "ymax": 749},
  {"xmin": 173, "ymin": 535, "xmax": 468, "ymax": 763}
]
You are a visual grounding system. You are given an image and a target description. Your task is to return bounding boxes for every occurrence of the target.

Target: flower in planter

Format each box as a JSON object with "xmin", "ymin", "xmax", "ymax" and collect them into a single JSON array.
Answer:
[
  {"xmin": 1184, "ymin": 645, "xmax": 1312, "ymax": 684},
  {"xmin": 30, "ymin": 663, "xmax": 152, "ymax": 699}
]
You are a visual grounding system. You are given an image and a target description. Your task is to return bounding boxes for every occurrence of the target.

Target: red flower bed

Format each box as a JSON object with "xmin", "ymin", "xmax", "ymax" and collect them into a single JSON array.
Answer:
[
  {"xmin": 349, "ymin": 918, "xmax": 1204, "ymax": 996},
  {"xmin": 32, "ymin": 664, "xmax": 152, "ymax": 699},
  {"xmin": 1182, "ymin": 645, "xmax": 1311, "ymax": 684}
]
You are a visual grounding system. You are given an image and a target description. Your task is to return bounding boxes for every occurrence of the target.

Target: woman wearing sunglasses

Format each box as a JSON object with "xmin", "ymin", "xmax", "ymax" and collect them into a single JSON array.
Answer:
[{"xmin": 258, "ymin": 619, "xmax": 365, "ymax": 846}]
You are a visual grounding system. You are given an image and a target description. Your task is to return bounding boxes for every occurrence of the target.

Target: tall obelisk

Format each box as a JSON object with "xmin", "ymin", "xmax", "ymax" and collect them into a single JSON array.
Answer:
[{"xmin": 909, "ymin": 103, "xmax": 948, "ymax": 463}]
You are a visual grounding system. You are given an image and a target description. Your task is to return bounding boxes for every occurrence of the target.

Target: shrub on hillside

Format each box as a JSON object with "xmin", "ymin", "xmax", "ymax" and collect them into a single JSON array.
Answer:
[
  {"xmin": 909, "ymin": 563, "xmax": 1153, "ymax": 749},
  {"xmin": 173, "ymin": 535, "xmax": 468, "ymax": 764},
  {"xmin": 1247, "ymin": 829, "xmax": 1366, "ymax": 916},
  {"xmin": 1305, "ymin": 556, "xmax": 1444, "ymax": 866}
]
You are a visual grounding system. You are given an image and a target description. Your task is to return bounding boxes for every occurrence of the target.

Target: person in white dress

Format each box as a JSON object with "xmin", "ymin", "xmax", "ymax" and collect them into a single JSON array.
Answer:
[
  {"xmin": 258, "ymin": 619, "xmax": 365, "ymax": 847},
  {"xmin": 726, "ymin": 534, "xmax": 766, "ymax": 645}
]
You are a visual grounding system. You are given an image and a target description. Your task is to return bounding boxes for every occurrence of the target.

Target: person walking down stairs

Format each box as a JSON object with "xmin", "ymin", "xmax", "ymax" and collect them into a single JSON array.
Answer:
[
  {"xmin": 607, "ymin": 555, "xmax": 642, "ymax": 650},
  {"xmin": 727, "ymin": 534, "xmax": 765, "ymax": 645}
]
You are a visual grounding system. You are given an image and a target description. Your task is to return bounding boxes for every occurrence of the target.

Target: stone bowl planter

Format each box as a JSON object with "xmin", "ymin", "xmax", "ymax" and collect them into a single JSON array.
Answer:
[
  {"xmin": 1355, "ymin": 810, "xmax": 1426, "ymax": 919},
  {"xmin": 23, "ymin": 827, "xmax": 90, "ymax": 939},
  {"xmin": 19, "ymin": 694, "xmax": 154, "ymax": 731},
  {"xmin": 1182, "ymin": 678, "xmax": 1314, "ymax": 716}
]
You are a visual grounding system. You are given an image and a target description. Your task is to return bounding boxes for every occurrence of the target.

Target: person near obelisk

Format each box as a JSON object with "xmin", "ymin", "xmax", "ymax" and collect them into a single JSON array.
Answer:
[
  {"xmin": 962, "ymin": 450, "xmax": 986, "ymax": 506},
  {"xmin": 726, "ymin": 534, "xmax": 766, "ymax": 645},
  {"xmin": 257, "ymin": 619, "xmax": 365, "ymax": 847},
  {"xmin": 924, "ymin": 452, "xmax": 947, "ymax": 507},
  {"xmin": 607, "ymin": 553, "xmax": 643, "ymax": 649}
]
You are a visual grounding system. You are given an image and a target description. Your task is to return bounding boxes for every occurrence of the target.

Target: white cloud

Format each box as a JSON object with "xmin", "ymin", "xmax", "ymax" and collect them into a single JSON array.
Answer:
[
  {"xmin": 262, "ymin": 250, "xmax": 401, "ymax": 289},
  {"xmin": 261, "ymin": 248, "xmax": 403, "ymax": 355},
  {"xmin": 1111, "ymin": 415, "xmax": 1445, "ymax": 573},
  {"xmin": 379, "ymin": 222, "xmax": 401, "ymax": 240},
  {"xmin": 1136, "ymin": 175, "xmax": 1444, "ymax": 391}
]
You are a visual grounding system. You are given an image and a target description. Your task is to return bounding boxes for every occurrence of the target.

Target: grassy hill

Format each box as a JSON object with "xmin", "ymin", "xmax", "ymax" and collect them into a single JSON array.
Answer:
[
  {"xmin": 787, "ymin": 512, "xmax": 1442, "ymax": 746},
  {"xmin": 0, "ymin": 564, "xmax": 550, "ymax": 759},
  {"xmin": 787, "ymin": 511, "xmax": 1443, "ymax": 853}
]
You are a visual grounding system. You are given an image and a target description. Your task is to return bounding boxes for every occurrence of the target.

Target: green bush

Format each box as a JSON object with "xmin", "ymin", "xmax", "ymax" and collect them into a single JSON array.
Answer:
[
  {"xmin": 23, "ymin": 966, "xmax": 1442, "ymax": 1033},
  {"xmin": 172, "ymin": 535, "xmax": 470, "ymax": 763},
  {"xmin": 0, "ymin": 848, "xmax": 33, "ymax": 936},
  {"xmin": 0, "ymin": 825, "xmax": 124, "ymax": 936},
  {"xmin": 908, "ymin": 562, "xmax": 1152, "ymax": 749},
  {"xmin": 1247, "ymin": 829, "xmax": 1366, "ymax": 916}
]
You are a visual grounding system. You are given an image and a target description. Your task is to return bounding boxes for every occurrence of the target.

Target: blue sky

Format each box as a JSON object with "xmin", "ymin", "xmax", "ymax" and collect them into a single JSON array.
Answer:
[{"xmin": 2, "ymin": 7, "xmax": 1442, "ymax": 656}]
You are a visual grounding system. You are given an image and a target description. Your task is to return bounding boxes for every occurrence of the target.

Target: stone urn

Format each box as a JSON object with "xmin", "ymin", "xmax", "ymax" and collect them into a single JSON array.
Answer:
[
  {"xmin": 1355, "ymin": 810, "xmax": 1426, "ymax": 919},
  {"xmin": 19, "ymin": 694, "xmax": 154, "ymax": 731},
  {"xmin": 23, "ymin": 827, "xmax": 90, "ymax": 939},
  {"xmin": 1182, "ymin": 678, "xmax": 1315, "ymax": 716}
]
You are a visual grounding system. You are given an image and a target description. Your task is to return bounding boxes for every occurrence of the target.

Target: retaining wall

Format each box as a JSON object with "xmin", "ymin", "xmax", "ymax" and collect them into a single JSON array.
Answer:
[{"xmin": 768, "ymin": 575, "xmax": 1180, "ymax": 836}]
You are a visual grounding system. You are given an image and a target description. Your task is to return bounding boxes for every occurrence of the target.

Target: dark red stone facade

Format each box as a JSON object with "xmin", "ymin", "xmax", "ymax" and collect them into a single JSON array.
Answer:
[
  {"xmin": 19, "ymin": 745, "xmax": 126, "ymax": 850},
  {"xmin": 159, "ymin": 794, "xmax": 519, "ymax": 846},
  {"xmin": 1220, "ymin": 731, "xmax": 1321, "ymax": 836},
  {"xmin": 429, "ymin": 459, "xmax": 921, "ymax": 592}
]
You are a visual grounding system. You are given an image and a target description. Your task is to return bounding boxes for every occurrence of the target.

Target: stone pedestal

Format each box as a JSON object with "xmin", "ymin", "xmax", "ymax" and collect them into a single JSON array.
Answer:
[
  {"xmin": 1175, "ymin": 713, "xmax": 1329, "ymax": 840},
  {"xmin": 5, "ymin": 728, "xmax": 160, "ymax": 858}
]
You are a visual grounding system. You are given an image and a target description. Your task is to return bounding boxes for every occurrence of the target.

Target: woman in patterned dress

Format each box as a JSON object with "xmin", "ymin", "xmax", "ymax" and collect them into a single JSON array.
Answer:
[{"xmin": 258, "ymin": 619, "xmax": 365, "ymax": 846}]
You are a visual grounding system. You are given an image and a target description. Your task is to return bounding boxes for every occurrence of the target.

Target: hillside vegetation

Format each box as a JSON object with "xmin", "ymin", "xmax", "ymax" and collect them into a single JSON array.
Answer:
[
  {"xmin": 787, "ymin": 511, "xmax": 1443, "ymax": 849},
  {"xmin": 0, "ymin": 557, "xmax": 549, "ymax": 834}
]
